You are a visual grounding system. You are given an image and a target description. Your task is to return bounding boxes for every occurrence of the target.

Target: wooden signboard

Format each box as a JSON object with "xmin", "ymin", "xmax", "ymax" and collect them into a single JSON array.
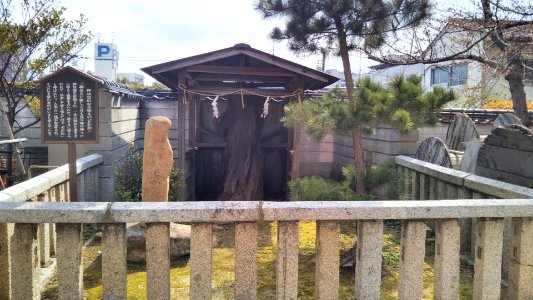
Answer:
[
  {"xmin": 40, "ymin": 66, "xmax": 99, "ymax": 144},
  {"xmin": 39, "ymin": 66, "xmax": 101, "ymax": 201}
]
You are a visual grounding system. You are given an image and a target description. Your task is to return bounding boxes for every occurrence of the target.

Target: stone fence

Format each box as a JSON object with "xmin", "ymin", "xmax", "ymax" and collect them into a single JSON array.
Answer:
[
  {"xmin": 0, "ymin": 198, "xmax": 532, "ymax": 299},
  {"xmin": 0, "ymin": 154, "xmax": 103, "ymax": 298},
  {"xmin": 396, "ymin": 155, "xmax": 533, "ymax": 291}
]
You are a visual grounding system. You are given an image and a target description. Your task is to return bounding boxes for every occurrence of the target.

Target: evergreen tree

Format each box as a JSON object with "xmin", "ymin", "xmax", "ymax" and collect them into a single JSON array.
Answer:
[
  {"xmin": 256, "ymin": 0, "xmax": 431, "ymax": 193},
  {"xmin": 282, "ymin": 76, "xmax": 454, "ymax": 186},
  {"xmin": 364, "ymin": 0, "xmax": 533, "ymax": 126},
  {"xmin": 1, "ymin": 0, "xmax": 90, "ymax": 177}
]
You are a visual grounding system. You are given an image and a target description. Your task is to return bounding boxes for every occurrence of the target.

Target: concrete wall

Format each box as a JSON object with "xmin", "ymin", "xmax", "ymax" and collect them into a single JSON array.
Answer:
[
  {"xmin": 300, "ymin": 133, "xmax": 335, "ymax": 178},
  {"xmin": 300, "ymin": 126, "xmax": 419, "ymax": 179},
  {"xmin": 45, "ymin": 88, "xmax": 186, "ymax": 201},
  {"xmin": 299, "ymin": 122, "xmax": 493, "ymax": 181}
]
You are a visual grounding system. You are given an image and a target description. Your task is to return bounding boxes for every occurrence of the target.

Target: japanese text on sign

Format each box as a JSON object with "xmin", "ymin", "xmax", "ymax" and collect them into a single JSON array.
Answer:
[{"xmin": 41, "ymin": 74, "xmax": 98, "ymax": 143}]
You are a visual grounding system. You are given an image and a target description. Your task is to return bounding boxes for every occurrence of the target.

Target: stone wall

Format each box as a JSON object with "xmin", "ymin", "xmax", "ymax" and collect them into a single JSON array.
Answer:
[
  {"xmin": 300, "ymin": 133, "xmax": 334, "ymax": 178},
  {"xmin": 300, "ymin": 126, "xmax": 420, "ymax": 179},
  {"xmin": 46, "ymin": 89, "xmax": 185, "ymax": 201},
  {"xmin": 299, "ymin": 123, "xmax": 494, "ymax": 181}
]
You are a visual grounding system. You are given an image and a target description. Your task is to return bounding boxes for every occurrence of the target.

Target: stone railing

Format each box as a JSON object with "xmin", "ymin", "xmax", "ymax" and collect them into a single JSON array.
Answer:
[
  {"xmin": 396, "ymin": 155, "xmax": 533, "ymax": 200},
  {"xmin": 0, "ymin": 154, "xmax": 103, "ymax": 299},
  {"xmin": 396, "ymin": 155, "xmax": 533, "ymax": 287},
  {"xmin": 0, "ymin": 199, "xmax": 532, "ymax": 299}
]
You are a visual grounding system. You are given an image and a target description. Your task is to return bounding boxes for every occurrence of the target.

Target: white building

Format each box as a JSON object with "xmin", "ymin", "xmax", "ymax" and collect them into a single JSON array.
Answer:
[
  {"xmin": 117, "ymin": 73, "xmax": 144, "ymax": 84},
  {"xmin": 94, "ymin": 43, "xmax": 119, "ymax": 80},
  {"xmin": 324, "ymin": 69, "xmax": 358, "ymax": 88},
  {"xmin": 365, "ymin": 19, "xmax": 533, "ymax": 105}
]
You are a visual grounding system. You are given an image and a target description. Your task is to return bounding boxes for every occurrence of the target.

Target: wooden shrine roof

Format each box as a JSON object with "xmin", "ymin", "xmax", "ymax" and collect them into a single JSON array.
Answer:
[{"xmin": 141, "ymin": 43, "xmax": 338, "ymax": 92}]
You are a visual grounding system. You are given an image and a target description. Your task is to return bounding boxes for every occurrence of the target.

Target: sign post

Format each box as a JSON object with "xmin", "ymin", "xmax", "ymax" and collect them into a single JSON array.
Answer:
[{"xmin": 39, "ymin": 66, "xmax": 100, "ymax": 202}]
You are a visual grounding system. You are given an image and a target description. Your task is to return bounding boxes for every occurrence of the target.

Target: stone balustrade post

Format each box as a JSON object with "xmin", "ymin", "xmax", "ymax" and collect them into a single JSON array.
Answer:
[{"xmin": 11, "ymin": 223, "xmax": 40, "ymax": 300}]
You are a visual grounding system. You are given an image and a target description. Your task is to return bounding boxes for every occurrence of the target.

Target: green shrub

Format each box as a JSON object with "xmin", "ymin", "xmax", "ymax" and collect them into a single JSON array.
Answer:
[
  {"xmin": 341, "ymin": 160, "xmax": 398, "ymax": 198},
  {"xmin": 364, "ymin": 160, "xmax": 397, "ymax": 191},
  {"xmin": 114, "ymin": 144, "xmax": 185, "ymax": 202},
  {"xmin": 288, "ymin": 173, "xmax": 374, "ymax": 201}
]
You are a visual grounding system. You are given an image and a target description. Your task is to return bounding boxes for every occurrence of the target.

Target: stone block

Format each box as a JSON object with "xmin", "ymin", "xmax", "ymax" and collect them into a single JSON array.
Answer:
[
  {"xmin": 17, "ymin": 176, "xmax": 51, "ymax": 200},
  {"xmin": 276, "ymin": 221, "xmax": 299, "ymax": 300},
  {"xmin": 190, "ymin": 223, "xmax": 212, "ymax": 300},
  {"xmin": 362, "ymin": 139, "xmax": 418, "ymax": 156},
  {"xmin": 300, "ymin": 140, "xmax": 334, "ymax": 152},
  {"xmin": 98, "ymin": 177, "xmax": 117, "ymax": 202},
  {"xmin": 434, "ymin": 219, "xmax": 460, "ymax": 300},
  {"xmin": 38, "ymin": 222, "xmax": 51, "ymax": 267},
  {"xmin": 333, "ymin": 142, "xmax": 354, "ymax": 159},
  {"xmin": 333, "ymin": 152, "xmax": 354, "ymax": 167},
  {"xmin": 11, "ymin": 223, "xmax": 40, "ymax": 300},
  {"xmin": 355, "ymin": 220, "xmax": 383, "ymax": 300},
  {"xmin": 315, "ymin": 221, "xmax": 340, "ymax": 300},
  {"xmin": 464, "ymin": 174, "xmax": 533, "ymax": 199},
  {"xmin": 235, "ymin": 222, "xmax": 258, "ymax": 299},
  {"xmin": 398, "ymin": 220, "xmax": 427, "ymax": 300},
  {"xmin": 507, "ymin": 217, "xmax": 533, "ymax": 299},
  {"xmin": 146, "ymin": 223, "xmax": 170, "ymax": 300},
  {"xmin": 126, "ymin": 223, "xmax": 190, "ymax": 263},
  {"xmin": 372, "ymin": 126, "xmax": 420, "ymax": 142},
  {"xmin": 1, "ymin": 185, "xmax": 29, "ymax": 202},
  {"xmin": 142, "ymin": 99, "xmax": 178, "ymax": 109},
  {"xmin": 56, "ymin": 223, "xmax": 83, "ymax": 300},
  {"xmin": 473, "ymin": 218, "xmax": 504, "ymax": 300},
  {"xmin": 0, "ymin": 223, "xmax": 13, "ymax": 299},
  {"xmin": 102, "ymin": 223, "xmax": 127, "ymax": 300},
  {"xmin": 300, "ymin": 162, "xmax": 333, "ymax": 178},
  {"xmin": 40, "ymin": 168, "xmax": 69, "ymax": 187},
  {"xmin": 300, "ymin": 151, "xmax": 334, "ymax": 163}
]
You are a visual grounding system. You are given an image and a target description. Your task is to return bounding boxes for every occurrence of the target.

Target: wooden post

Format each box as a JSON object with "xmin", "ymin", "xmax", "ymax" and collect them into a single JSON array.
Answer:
[
  {"xmin": 290, "ymin": 77, "xmax": 304, "ymax": 180},
  {"xmin": 177, "ymin": 70, "xmax": 187, "ymax": 200},
  {"xmin": 68, "ymin": 143, "xmax": 78, "ymax": 202},
  {"xmin": 188, "ymin": 95, "xmax": 197, "ymax": 201}
]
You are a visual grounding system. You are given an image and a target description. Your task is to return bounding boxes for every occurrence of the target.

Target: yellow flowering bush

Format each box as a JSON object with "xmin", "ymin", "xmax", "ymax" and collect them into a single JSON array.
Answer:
[{"xmin": 482, "ymin": 99, "xmax": 533, "ymax": 110}]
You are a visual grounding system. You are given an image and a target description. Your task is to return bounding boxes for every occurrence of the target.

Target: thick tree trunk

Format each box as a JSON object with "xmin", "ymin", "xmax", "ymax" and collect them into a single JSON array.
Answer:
[
  {"xmin": 217, "ymin": 97, "xmax": 263, "ymax": 201},
  {"xmin": 505, "ymin": 62, "xmax": 531, "ymax": 127}
]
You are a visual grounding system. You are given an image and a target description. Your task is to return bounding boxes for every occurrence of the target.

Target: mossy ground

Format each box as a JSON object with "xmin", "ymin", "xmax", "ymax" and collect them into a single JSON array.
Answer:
[{"xmin": 42, "ymin": 221, "xmax": 474, "ymax": 299}]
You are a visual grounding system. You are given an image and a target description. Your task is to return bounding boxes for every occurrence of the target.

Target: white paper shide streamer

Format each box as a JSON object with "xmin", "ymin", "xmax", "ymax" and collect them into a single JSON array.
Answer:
[
  {"xmin": 261, "ymin": 96, "xmax": 283, "ymax": 118},
  {"xmin": 206, "ymin": 96, "xmax": 226, "ymax": 119}
]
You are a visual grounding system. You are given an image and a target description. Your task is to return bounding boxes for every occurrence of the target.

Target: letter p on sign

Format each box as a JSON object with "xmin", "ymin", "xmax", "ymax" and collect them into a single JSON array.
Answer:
[{"xmin": 98, "ymin": 45, "xmax": 110, "ymax": 57}]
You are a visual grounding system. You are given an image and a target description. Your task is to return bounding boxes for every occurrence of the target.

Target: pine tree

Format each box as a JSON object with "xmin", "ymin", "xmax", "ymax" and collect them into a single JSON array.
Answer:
[
  {"xmin": 281, "ymin": 76, "xmax": 454, "ymax": 187},
  {"xmin": 364, "ymin": 0, "xmax": 533, "ymax": 126},
  {"xmin": 256, "ymin": 0, "xmax": 431, "ymax": 192}
]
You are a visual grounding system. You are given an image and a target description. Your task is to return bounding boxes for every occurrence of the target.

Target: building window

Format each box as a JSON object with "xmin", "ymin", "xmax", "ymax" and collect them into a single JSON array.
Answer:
[
  {"xmin": 450, "ymin": 64, "xmax": 468, "ymax": 86},
  {"xmin": 431, "ymin": 64, "xmax": 468, "ymax": 86},
  {"xmin": 431, "ymin": 67, "xmax": 448, "ymax": 85}
]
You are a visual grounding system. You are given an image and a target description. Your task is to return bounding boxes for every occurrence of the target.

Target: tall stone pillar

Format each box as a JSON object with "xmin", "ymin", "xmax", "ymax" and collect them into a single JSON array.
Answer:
[{"xmin": 142, "ymin": 116, "xmax": 173, "ymax": 202}]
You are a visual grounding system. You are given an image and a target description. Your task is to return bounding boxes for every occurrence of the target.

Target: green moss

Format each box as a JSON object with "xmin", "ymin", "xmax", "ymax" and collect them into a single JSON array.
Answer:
[{"xmin": 43, "ymin": 221, "xmax": 474, "ymax": 299}]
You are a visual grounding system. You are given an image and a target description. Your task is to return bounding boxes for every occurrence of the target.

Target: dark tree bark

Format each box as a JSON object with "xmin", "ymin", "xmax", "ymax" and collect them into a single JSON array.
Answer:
[
  {"xmin": 217, "ymin": 96, "xmax": 264, "ymax": 201},
  {"xmin": 336, "ymin": 18, "xmax": 367, "ymax": 194},
  {"xmin": 505, "ymin": 61, "xmax": 531, "ymax": 127}
]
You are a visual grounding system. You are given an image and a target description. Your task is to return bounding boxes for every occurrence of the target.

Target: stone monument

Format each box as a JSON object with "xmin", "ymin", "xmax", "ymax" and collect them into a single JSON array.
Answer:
[
  {"xmin": 142, "ymin": 116, "xmax": 173, "ymax": 201},
  {"xmin": 127, "ymin": 116, "xmax": 190, "ymax": 263}
]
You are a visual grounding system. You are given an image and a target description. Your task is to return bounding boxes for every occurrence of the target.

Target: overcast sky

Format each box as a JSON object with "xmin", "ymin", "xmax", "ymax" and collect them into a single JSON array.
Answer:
[
  {"xmin": 62, "ymin": 0, "xmax": 374, "ymax": 84},
  {"xmin": 60, "ymin": 0, "xmax": 464, "ymax": 84}
]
